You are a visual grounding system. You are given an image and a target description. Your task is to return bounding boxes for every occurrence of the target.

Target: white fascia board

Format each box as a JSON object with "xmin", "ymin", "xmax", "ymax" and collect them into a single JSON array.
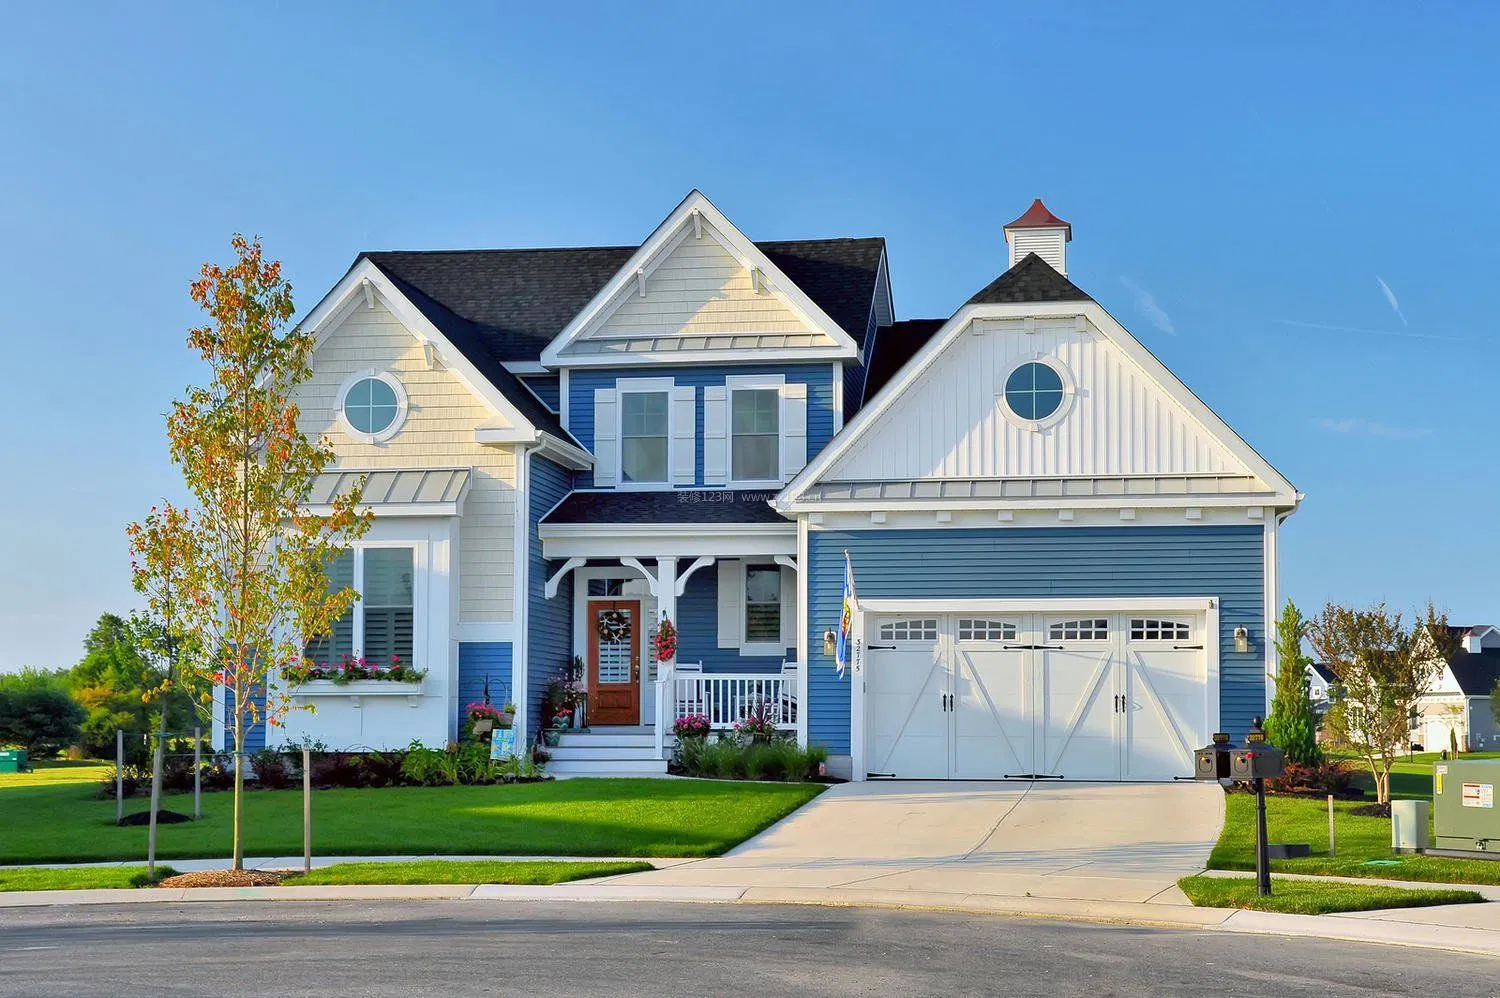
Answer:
[
  {"xmin": 539, "ymin": 522, "xmax": 795, "ymax": 559},
  {"xmin": 504, "ymin": 361, "xmax": 550, "ymax": 374},
  {"xmin": 305, "ymin": 503, "xmax": 461, "ymax": 518},
  {"xmin": 534, "ymin": 432, "xmax": 595, "ymax": 470},
  {"xmin": 778, "ymin": 299, "xmax": 1301, "ymax": 512},
  {"xmin": 554, "ymin": 345, "xmax": 851, "ymax": 368},
  {"xmin": 856, "ymin": 596, "xmax": 1218, "ymax": 614},
  {"xmin": 775, "ymin": 492, "xmax": 1288, "ymax": 515},
  {"xmin": 303, "ymin": 258, "xmax": 540, "ymax": 440},
  {"xmin": 540, "ymin": 190, "xmax": 859, "ymax": 366}
]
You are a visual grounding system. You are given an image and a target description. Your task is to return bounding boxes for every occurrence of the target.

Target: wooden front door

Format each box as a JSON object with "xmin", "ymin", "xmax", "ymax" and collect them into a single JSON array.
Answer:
[{"xmin": 588, "ymin": 599, "xmax": 641, "ymax": 725}]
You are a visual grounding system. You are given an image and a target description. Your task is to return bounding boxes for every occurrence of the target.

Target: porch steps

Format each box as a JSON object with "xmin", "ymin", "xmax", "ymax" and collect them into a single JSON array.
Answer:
[{"xmin": 544, "ymin": 728, "xmax": 667, "ymax": 776}]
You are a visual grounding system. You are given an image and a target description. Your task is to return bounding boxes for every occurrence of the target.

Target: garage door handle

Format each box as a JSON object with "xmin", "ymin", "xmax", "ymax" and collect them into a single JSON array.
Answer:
[
  {"xmin": 1003, "ymin": 644, "xmax": 1065, "ymax": 651},
  {"xmin": 868, "ymin": 644, "xmax": 897, "ymax": 651},
  {"xmin": 1173, "ymin": 644, "xmax": 1204, "ymax": 650}
]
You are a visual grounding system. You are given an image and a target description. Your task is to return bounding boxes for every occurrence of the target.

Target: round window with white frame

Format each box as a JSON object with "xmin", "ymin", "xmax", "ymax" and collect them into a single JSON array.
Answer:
[
  {"xmin": 1000, "ymin": 357, "xmax": 1075, "ymax": 430},
  {"xmin": 338, "ymin": 371, "xmax": 409, "ymax": 443}
]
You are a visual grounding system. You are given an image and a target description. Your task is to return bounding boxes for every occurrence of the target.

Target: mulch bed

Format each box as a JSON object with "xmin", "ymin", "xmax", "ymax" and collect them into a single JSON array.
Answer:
[
  {"xmin": 115, "ymin": 810, "xmax": 193, "ymax": 827},
  {"xmin": 157, "ymin": 870, "xmax": 289, "ymax": 888}
]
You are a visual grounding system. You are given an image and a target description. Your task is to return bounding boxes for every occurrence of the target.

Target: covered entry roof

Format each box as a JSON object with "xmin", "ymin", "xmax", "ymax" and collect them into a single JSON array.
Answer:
[{"xmin": 307, "ymin": 468, "xmax": 472, "ymax": 515}]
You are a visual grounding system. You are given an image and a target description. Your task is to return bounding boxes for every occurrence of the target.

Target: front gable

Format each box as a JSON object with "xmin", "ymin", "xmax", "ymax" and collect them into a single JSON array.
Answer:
[
  {"xmin": 780, "ymin": 292, "xmax": 1298, "ymax": 512},
  {"xmin": 542, "ymin": 191, "xmax": 859, "ymax": 367}
]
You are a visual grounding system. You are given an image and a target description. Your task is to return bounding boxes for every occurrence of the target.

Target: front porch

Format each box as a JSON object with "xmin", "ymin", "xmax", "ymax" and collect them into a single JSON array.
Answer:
[{"xmin": 537, "ymin": 490, "xmax": 805, "ymax": 763}]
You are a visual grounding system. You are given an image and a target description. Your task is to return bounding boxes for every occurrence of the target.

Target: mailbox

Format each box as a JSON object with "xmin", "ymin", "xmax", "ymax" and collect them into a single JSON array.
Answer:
[
  {"xmin": 1194, "ymin": 733, "xmax": 1235, "ymax": 780},
  {"xmin": 1229, "ymin": 745, "xmax": 1285, "ymax": 781}
]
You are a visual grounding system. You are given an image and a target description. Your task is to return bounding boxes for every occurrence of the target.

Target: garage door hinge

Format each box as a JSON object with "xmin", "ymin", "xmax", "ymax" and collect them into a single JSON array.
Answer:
[{"xmin": 1003, "ymin": 644, "xmax": 1064, "ymax": 651}]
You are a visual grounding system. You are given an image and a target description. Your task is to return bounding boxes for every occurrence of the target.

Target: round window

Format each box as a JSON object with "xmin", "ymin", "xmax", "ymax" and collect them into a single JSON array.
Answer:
[
  {"xmin": 1003, "ymin": 361, "xmax": 1065, "ymax": 422},
  {"xmin": 341, "ymin": 374, "xmax": 404, "ymax": 439}
]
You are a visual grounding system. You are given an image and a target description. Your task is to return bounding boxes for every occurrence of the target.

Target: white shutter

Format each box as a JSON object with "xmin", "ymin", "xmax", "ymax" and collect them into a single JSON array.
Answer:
[
  {"xmin": 670, "ymin": 385, "xmax": 696, "ymax": 486},
  {"xmin": 717, "ymin": 559, "xmax": 741, "ymax": 648},
  {"xmin": 779, "ymin": 565, "xmax": 797, "ymax": 649},
  {"xmin": 703, "ymin": 385, "xmax": 729, "ymax": 486},
  {"xmin": 779, "ymin": 382, "xmax": 808, "ymax": 480},
  {"xmin": 593, "ymin": 388, "xmax": 619, "ymax": 486}
]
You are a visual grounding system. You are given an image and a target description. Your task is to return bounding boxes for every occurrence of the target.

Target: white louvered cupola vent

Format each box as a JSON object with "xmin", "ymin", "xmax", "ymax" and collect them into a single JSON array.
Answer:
[{"xmin": 1004, "ymin": 198, "xmax": 1072, "ymax": 275}]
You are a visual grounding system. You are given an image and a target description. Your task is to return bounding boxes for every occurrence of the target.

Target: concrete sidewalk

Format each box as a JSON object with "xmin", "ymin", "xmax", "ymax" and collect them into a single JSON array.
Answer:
[{"xmin": 9, "ymin": 854, "xmax": 693, "ymax": 873}]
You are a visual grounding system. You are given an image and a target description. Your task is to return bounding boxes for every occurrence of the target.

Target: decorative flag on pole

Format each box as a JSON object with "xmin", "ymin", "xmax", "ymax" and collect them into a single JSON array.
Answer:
[{"xmin": 835, "ymin": 549, "xmax": 856, "ymax": 679}]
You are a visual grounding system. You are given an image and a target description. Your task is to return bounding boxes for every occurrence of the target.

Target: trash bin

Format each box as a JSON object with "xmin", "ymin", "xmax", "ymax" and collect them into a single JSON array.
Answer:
[
  {"xmin": 1391, "ymin": 799, "xmax": 1430, "ymax": 853},
  {"xmin": 0, "ymin": 750, "xmax": 27, "ymax": 773}
]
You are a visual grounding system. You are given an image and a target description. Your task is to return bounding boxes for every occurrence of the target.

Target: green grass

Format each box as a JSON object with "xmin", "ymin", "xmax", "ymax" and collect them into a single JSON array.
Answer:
[
  {"xmin": 287, "ymin": 859, "xmax": 652, "ymax": 886},
  {"xmin": 0, "ymin": 866, "xmax": 177, "ymax": 892},
  {"xmin": 1178, "ymin": 875, "xmax": 1483, "ymax": 915},
  {"xmin": 1333, "ymin": 750, "xmax": 1500, "ymax": 799},
  {"xmin": 0, "ymin": 762, "xmax": 822, "ymax": 864},
  {"xmin": 1210, "ymin": 793, "xmax": 1500, "ymax": 885}
]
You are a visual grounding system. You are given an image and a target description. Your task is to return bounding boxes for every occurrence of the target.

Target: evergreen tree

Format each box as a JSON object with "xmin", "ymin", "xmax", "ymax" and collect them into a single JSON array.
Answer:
[{"xmin": 1265, "ymin": 599, "xmax": 1320, "ymax": 764}]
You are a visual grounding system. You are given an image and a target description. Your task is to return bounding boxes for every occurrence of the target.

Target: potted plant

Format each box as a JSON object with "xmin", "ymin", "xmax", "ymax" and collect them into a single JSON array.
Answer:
[
  {"xmin": 732, "ymin": 700, "xmax": 778, "ymax": 744},
  {"xmin": 498, "ymin": 702, "xmax": 517, "ymax": 729},
  {"xmin": 543, "ymin": 706, "xmax": 572, "ymax": 747},
  {"xmin": 672, "ymin": 714, "xmax": 711, "ymax": 741}
]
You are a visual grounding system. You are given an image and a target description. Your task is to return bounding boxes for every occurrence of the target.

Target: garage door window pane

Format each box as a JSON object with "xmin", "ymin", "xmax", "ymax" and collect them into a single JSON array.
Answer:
[
  {"xmin": 957, "ymin": 619, "xmax": 1017, "ymax": 641},
  {"xmin": 878, "ymin": 619, "xmax": 938, "ymax": 642},
  {"xmin": 1130, "ymin": 618, "xmax": 1190, "ymax": 641},
  {"xmin": 1049, "ymin": 618, "xmax": 1109, "ymax": 641}
]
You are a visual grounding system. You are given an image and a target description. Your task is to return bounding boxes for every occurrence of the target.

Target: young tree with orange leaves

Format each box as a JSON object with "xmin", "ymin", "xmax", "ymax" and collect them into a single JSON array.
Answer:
[{"xmin": 129, "ymin": 237, "xmax": 369, "ymax": 869}]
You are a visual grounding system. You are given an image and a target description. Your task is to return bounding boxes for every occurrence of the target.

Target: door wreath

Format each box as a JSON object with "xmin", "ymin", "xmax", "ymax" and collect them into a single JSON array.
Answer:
[{"xmin": 597, "ymin": 608, "xmax": 631, "ymax": 644}]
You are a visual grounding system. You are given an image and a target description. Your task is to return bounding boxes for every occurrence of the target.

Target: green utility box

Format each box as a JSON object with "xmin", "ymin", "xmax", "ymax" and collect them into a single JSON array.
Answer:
[
  {"xmin": 0, "ymin": 749, "xmax": 27, "ymax": 773},
  {"xmin": 1433, "ymin": 759, "xmax": 1500, "ymax": 854}
]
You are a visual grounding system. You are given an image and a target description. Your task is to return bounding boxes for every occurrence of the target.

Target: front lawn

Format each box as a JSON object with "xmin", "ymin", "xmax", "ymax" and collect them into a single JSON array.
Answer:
[
  {"xmin": 0, "ymin": 763, "xmax": 822, "ymax": 864},
  {"xmin": 1210, "ymin": 793, "xmax": 1500, "ymax": 886},
  {"xmin": 0, "ymin": 866, "xmax": 177, "ymax": 892},
  {"xmin": 288, "ymin": 859, "xmax": 651, "ymax": 886},
  {"xmin": 1334, "ymin": 750, "xmax": 1500, "ymax": 800},
  {"xmin": 1178, "ymin": 875, "xmax": 1483, "ymax": 915}
]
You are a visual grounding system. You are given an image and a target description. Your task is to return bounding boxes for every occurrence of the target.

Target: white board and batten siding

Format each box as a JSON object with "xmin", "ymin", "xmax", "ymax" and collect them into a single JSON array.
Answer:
[
  {"xmin": 297, "ymin": 299, "xmax": 519, "ymax": 623},
  {"xmin": 583, "ymin": 235, "xmax": 809, "ymax": 340},
  {"xmin": 826, "ymin": 316, "xmax": 1255, "ymax": 484}
]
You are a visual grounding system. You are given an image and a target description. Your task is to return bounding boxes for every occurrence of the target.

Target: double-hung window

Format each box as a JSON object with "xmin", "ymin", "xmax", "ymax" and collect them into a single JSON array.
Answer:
[
  {"xmin": 304, "ymin": 547, "xmax": 415, "ymax": 667},
  {"xmin": 730, "ymin": 387, "xmax": 779, "ymax": 483},
  {"xmin": 744, "ymin": 564, "xmax": 782, "ymax": 644},
  {"xmin": 620, "ymin": 390, "xmax": 669, "ymax": 485}
]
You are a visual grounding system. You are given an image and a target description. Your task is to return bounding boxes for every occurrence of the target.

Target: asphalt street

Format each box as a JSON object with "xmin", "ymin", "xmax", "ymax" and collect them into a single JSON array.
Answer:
[{"xmin": 0, "ymin": 900, "xmax": 1496, "ymax": 997}]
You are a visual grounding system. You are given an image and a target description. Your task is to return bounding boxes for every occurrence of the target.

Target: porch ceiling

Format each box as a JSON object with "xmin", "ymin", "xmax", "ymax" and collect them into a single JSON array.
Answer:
[{"xmin": 541, "ymin": 488, "xmax": 789, "ymax": 525}]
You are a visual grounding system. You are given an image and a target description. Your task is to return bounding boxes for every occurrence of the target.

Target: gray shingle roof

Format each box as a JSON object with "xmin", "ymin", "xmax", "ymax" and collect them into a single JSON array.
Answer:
[
  {"xmin": 861, "ymin": 318, "xmax": 946, "ymax": 404},
  {"xmin": 540, "ymin": 489, "xmax": 790, "ymax": 525},
  {"xmin": 1448, "ymin": 651, "xmax": 1500, "ymax": 697},
  {"xmin": 966, "ymin": 252, "xmax": 1094, "ymax": 306}
]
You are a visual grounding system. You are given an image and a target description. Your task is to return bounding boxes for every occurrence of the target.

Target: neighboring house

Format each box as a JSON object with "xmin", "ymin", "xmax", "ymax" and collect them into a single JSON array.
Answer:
[
  {"xmin": 214, "ymin": 191, "xmax": 1301, "ymax": 781},
  {"xmin": 1307, "ymin": 661, "xmax": 1337, "ymax": 708},
  {"xmin": 1411, "ymin": 626, "xmax": 1500, "ymax": 752}
]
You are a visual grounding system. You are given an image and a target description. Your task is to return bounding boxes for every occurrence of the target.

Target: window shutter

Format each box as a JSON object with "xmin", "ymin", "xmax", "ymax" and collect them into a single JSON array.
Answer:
[
  {"xmin": 717, "ymin": 559, "xmax": 741, "ymax": 648},
  {"xmin": 703, "ymin": 385, "xmax": 729, "ymax": 486},
  {"xmin": 779, "ymin": 566, "xmax": 797, "ymax": 649},
  {"xmin": 670, "ymin": 385, "xmax": 696, "ymax": 485},
  {"xmin": 779, "ymin": 382, "xmax": 808, "ymax": 480},
  {"xmin": 593, "ymin": 388, "xmax": 619, "ymax": 486}
]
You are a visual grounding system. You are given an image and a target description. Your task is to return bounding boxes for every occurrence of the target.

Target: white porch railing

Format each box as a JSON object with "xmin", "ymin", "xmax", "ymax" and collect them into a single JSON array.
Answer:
[{"xmin": 652, "ymin": 668, "xmax": 798, "ymax": 758}]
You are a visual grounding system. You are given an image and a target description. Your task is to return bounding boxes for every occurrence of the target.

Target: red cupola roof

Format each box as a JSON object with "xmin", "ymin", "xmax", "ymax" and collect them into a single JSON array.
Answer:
[{"xmin": 1003, "ymin": 198, "xmax": 1071, "ymax": 239}]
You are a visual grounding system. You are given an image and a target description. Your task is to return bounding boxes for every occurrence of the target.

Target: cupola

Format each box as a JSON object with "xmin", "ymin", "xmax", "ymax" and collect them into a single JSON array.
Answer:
[{"xmin": 1003, "ymin": 198, "xmax": 1072, "ymax": 275}]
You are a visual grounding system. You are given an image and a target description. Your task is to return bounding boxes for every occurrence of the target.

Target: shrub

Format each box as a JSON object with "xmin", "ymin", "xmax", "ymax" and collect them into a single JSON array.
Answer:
[
  {"xmin": 357, "ymin": 750, "xmax": 407, "ymax": 788},
  {"xmin": 95, "ymin": 764, "xmax": 147, "ymax": 799},
  {"xmin": 309, "ymin": 752, "xmax": 365, "ymax": 789},
  {"xmin": 0, "ymin": 681, "xmax": 86, "ymax": 758},
  {"xmin": 1266, "ymin": 759, "xmax": 1356, "ymax": 796},
  {"xmin": 251, "ymin": 748, "xmax": 292, "ymax": 789},
  {"xmin": 674, "ymin": 734, "xmax": 830, "ymax": 782}
]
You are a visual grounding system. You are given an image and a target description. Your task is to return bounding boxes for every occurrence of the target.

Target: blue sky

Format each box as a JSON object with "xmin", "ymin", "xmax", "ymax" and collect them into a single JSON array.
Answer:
[{"xmin": 1, "ymin": 3, "xmax": 1494, "ymax": 670}]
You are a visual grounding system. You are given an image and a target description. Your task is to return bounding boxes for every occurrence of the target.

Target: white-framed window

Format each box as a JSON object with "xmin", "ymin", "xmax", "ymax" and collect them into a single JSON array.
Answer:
[
  {"xmin": 304, "ymin": 545, "xmax": 415, "ymax": 668},
  {"xmin": 998, "ymin": 355, "xmax": 1075, "ymax": 432},
  {"xmin": 337, "ymin": 370, "xmax": 409, "ymax": 444},
  {"xmin": 1130, "ymin": 618, "xmax": 1191, "ymax": 642},
  {"xmin": 744, "ymin": 564, "xmax": 782, "ymax": 644},
  {"xmin": 1049, "ymin": 618, "xmax": 1109, "ymax": 641},
  {"xmin": 957, "ymin": 618, "xmax": 1018, "ymax": 642},
  {"xmin": 620, "ymin": 389, "xmax": 670, "ymax": 484},
  {"xmin": 878, "ymin": 618, "xmax": 939, "ymax": 642},
  {"xmin": 731, "ymin": 388, "xmax": 780, "ymax": 483}
]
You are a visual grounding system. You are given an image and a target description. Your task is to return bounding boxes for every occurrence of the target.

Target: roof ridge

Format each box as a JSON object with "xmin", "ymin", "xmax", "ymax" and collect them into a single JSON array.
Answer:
[{"xmin": 364, "ymin": 235, "xmax": 885, "ymax": 258}]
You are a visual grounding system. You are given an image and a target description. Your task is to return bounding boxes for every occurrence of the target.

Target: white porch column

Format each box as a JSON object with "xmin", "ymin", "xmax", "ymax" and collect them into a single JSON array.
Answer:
[{"xmin": 654, "ymin": 556, "xmax": 677, "ymax": 760}]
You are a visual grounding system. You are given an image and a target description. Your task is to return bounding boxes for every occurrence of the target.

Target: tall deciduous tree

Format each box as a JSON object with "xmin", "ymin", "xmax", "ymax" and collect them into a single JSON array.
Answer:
[
  {"xmin": 1310, "ymin": 601, "xmax": 1454, "ymax": 804},
  {"xmin": 132, "ymin": 237, "xmax": 368, "ymax": 869},
  {"xmin": 1264, "ymin": 599, "xmax": 1320, "ymax": 765}
]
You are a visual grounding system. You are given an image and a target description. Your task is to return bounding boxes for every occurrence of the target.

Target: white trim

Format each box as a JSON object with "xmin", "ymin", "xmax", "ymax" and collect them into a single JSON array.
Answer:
[
  {"xmin": 511, "ymin": 448, "xmax": 531, "ymax": 748},
  {"xmin": 620, "ymin": 556, "xmax": 661, "ymax": 597},
  {"xmin": 540, "ymin": 190, "xmax": 860, "ymax": 367},
  {"xmin": 455, "ymin": 622, "xmax": 516, "ymax": 643},
  {"xmin": 544, "ymin": 557, "xmax": 586, "ymax": 600},
  {"xmin": 559, "ymin": 368, "xmax": 570, "ymax": 428},
  {"xmin": 335, "ymin": 369, "xmax": 410, "ymax": 444},
  {"xmin": 777, "ymin": 301, "xmax": 1301, "ymax": 512},
  {"xmin": 503, "ymin": 361, "xmax": 549, "ymax": 375},
  {"xmin": 856, "ymin": 596, "xmax": 1218, "ymax": 614},
  {"xmin": 1264, "ymin": 513, "xmax": 1280, "ymax": 713},
  {"xmin": 616, "ymin": 378, "xmax": 676, "ymax": 491},
  {"xmin": 726, "ymin": 373, "xmax": 786, "ymax": 488},
  {"xmin": 305, "ymin": 502, "xmax": 464, "ymax": 518},
  {"xmin": 997, "ymin": 355, "xmax": 1077, "ymax": 432},
  {"xmin": 831, "ymin": 363, "xmax": 844, "ymax": 434},
  {"xmin": 300, "ymin": 259, "xmax": 540, "ymax": 441},
  {"xmin": 674, "ymin": 555, "xmax": 717, "ymax": 597},
  {"xmin": 796, "ymin": 516, "xmax": 809, "ymax": 748}
]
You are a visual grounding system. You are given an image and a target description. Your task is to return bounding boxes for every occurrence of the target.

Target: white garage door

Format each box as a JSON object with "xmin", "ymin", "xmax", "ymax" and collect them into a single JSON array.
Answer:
[{"xmin": 865, "ymin": 611, "xmax": 1210, "ymax": 781}]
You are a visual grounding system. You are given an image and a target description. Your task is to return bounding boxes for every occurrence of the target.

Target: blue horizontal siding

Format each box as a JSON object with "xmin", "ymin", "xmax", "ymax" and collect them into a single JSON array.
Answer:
[
  {"xmin": 806, "ymin": 525, "xmax": 1266, "ymax": 755},
  {"xmin": 223, "ymin": 684, "xmax": 268, "ymax": 755},
  {"xmin": 458, "ymin": 643, "xmax": 514, "ymax": 727},
  {"xmin": 676, "ymin": 568, "xmax": 789, "ymax": 674},
  {"xmin": 519, "ymin": 374, "xmax": 560, "ymax": 411},
  {"xmin": 528, "ymin": 456, "xmax": 575, "ymax": 740},
  {"xmin": 566, "ymin": 364, "xmax": 835, "ymax": 488}
]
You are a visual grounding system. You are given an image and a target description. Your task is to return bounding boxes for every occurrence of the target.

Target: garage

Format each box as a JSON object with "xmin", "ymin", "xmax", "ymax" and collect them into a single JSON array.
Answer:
[{"xmin": 863, "ymin": 606, "xmax": 1214, "ymax": 781}]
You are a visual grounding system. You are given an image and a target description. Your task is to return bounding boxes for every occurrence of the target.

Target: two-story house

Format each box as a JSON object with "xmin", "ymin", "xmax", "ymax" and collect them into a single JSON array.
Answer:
[{"xmin": 214, "ymin": 191, "xmax": 1300, "ymax": 781}]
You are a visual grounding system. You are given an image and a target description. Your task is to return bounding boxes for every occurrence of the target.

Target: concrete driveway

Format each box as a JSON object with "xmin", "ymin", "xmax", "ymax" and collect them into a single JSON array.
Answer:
[{"xmin": 615, "ymin": 781, "xmax": 1224, "ymax": 904}]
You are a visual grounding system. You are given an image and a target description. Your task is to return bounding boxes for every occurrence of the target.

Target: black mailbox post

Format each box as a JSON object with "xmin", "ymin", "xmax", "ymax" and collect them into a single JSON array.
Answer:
[{"xmin": 1239, "ymin": 718, "xmax": 1282, "ymax": 897}]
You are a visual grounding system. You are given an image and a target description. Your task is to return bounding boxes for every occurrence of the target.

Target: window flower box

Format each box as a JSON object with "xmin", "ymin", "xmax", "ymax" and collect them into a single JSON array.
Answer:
[{"xmin": 291, "ymin": 679, "xmax": 425, "ymax": 697}]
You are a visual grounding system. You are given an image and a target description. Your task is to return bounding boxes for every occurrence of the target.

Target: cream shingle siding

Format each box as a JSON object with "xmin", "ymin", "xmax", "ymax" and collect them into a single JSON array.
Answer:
[
  {"xmin": 585, "ymin": 236, "xmax": 810, "ymax": 339},
  {"xmin": 296, "ymin": 301, "xmax": 518, "ymax": 622}
]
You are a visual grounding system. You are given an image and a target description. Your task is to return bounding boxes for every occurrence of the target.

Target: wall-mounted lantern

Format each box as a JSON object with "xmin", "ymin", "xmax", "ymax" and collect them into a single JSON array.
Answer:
[
  {"xmin": 823, "ymin": 629, "xmax": 837, "ymax": 656},
  {"xmin": 1234, "ymin": 626, "xmax": 1251, "ymax": 654}
]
